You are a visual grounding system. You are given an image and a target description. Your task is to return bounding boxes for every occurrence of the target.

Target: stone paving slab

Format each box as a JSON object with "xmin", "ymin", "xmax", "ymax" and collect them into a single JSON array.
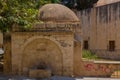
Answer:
[
  {"xmin": 80, "ymin": 77, "xmax": 120, "ymax": 80},
  {"xmin": 0, "ymin": 76, "xmax": 119, "ymax": 80}
]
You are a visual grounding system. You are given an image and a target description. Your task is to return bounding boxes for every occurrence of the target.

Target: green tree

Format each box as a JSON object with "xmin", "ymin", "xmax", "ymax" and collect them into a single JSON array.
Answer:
[
  {"xmin": 0, "ymin": 0, "xmax": 41, "ymax": 32},
  {"xmin": 60, "ymin": 0, "xmax": 98, "ymax": 10},
  {"xmin": 0, "ymin": 0, "xmax": 60, "ymax": 32},
  {"xmin": 51, "ymin": 0, "xmax": 60, "ymax": 3}
]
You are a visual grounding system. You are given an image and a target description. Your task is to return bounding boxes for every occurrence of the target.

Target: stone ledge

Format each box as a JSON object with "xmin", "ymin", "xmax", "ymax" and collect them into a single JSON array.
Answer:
[{"xmin": 29, "ymin": 69, "xmax": 51, "ymax": 78}]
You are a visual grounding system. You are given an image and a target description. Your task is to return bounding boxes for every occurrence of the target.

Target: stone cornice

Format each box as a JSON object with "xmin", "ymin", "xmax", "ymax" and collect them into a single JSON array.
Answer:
[{"xmin": 12, "ymin": 23, "xmax": 80, "ymax": 32}]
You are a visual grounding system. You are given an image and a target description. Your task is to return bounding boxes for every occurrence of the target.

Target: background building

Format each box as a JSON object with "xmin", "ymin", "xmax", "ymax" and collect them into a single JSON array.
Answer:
[{"xmin": 76, "ymin": 0, "xmax": 120, "ymax": 60}]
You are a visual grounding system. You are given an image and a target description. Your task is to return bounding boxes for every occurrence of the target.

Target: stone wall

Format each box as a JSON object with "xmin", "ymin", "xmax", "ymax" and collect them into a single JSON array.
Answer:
[
  {"xmin": 75, "ymin": 60, "xmax": 120, "ymax": 77},
  {"xmin": 76, "ymin": 1, "xmax": 120, "ymax": 59},
  {"xmin": 11, "ymin": 23, "xmax": 76, "ymax": 77}
]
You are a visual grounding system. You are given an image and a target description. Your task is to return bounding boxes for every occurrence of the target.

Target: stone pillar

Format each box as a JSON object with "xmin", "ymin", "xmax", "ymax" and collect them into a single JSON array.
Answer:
[
  {"xmin": 3, "ymin": 33, "xmax": 11, "ymax": 74},
  {"xmin": 73, "ymin": 41, "xmax": 83, "ymax": 76}
]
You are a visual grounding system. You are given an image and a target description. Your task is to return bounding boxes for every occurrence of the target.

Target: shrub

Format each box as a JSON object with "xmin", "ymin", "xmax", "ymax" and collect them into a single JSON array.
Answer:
[{"xmin": 82, "ymin": 50, "xmax": 97, "ymax": 60}]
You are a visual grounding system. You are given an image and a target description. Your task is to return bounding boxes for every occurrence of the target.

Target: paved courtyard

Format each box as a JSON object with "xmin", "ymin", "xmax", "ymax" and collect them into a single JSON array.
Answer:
[{"xmin": 0, "ymin": 76, "xmax": 119, "ymax": 80}]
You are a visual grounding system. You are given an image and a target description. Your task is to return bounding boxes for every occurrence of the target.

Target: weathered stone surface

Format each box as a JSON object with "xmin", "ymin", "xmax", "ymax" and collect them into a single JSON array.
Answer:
[
  {"xmin": 29, "ymin": 69, "xmax": 51, "ymax": 78},
  {"xmin": 77, "ymin": 1, "xmax": 120, "ymax": 60},
  {"xmin": 11, "ymin": 25, "xmax": 75, "ymax": 76}
]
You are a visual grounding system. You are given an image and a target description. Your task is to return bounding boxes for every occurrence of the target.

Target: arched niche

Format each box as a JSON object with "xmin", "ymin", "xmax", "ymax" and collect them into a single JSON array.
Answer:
[{"xmin": 21, "ymin": 38, "xmax": 63, "ymax": 76}]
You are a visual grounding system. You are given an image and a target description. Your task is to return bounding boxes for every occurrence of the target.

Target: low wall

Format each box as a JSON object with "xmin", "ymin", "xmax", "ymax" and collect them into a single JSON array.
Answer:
[{"xmin": 75, "ymin": 60, "xmax": 120, "ymax": 77}]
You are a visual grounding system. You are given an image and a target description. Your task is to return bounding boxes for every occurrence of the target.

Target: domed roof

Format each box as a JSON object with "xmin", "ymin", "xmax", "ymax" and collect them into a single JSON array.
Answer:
[{"xmin": 38, "ymin": 4, "xmax": 79, "ymax": 22}]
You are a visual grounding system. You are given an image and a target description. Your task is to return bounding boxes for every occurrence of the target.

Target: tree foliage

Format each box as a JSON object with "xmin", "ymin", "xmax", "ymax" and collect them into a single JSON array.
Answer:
[
  {"xmin": 60, "ymin": 0, "xmax": 99, "ymax": 10},
  {"xmin": 76, "ymin": 0, "xmax": 99, "ymax": 10},
  {"xmin": 0, "ymin": 0, "xmax": 53, "ymax": 32}
]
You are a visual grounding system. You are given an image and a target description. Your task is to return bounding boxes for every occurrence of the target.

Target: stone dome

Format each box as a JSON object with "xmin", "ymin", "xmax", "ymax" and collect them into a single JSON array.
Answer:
[{"xmin": 38, "ymin": 4, "xmax": 79, "ymax": 22}]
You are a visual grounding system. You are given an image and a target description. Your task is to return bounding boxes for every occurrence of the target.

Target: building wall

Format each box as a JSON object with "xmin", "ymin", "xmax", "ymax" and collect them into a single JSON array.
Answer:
[{"xmin": 77, "ymin": 2, "xmax": 120, "ymax": 60}]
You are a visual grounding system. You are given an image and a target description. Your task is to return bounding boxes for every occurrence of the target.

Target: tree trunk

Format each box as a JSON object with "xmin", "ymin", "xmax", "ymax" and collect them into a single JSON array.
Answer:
[{"xmin": 3, "ymin": 32, "xmax": 11, "ymax": 75}]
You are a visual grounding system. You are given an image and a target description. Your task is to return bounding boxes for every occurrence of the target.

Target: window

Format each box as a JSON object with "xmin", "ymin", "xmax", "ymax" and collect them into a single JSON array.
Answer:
[
  {"xmin": 83, "ymin": 40, "xmax": 89, "ymax": 50},
  {"xmin": 109, "ymin": 41, "xmax": 115, "ymax": 51}
]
